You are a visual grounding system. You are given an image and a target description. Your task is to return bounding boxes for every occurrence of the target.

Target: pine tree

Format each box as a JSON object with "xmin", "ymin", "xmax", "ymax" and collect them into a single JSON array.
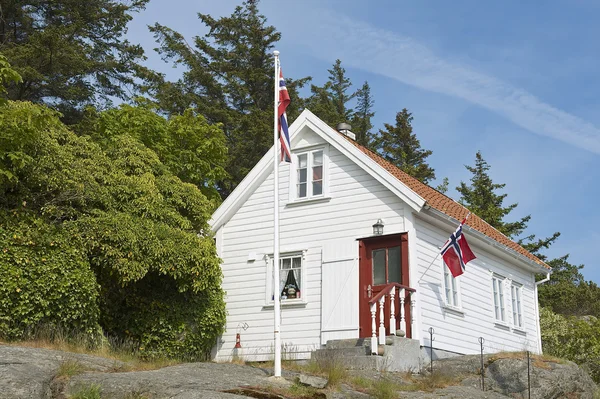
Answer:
[
  {"xmin": 0, "ymin": 0, "xmax": 149, "ymax": 122},
  {"xmin": 148, "ymin": 0, "xmax": 310, "ymax": 195},
  {"xmin": 373, "ymin": 108, "xmax": 436, "ymax": 184},
  {"xmin": 351, "ymin": 81, "xmax": 375, "ymax": 148},
  {"xmin": 456, "ymin": 151, "xmax": 530, "ymax": 238},
  {"xmin": 306, "ymin": 59, "xmax": 355, "ymax": 127}
]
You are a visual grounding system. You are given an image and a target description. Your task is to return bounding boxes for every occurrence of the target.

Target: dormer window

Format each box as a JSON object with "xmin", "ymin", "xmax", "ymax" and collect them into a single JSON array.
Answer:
[{"xmin": 295, "ymin": 148, "xmax": 326, "ymax": 199}]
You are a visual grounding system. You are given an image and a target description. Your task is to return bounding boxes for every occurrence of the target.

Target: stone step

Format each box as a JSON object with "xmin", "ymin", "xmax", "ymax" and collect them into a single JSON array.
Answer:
[
  {"xmin": 312, "ymin": 347, "xmax": 371, "ymax": 359},
  {"xmin": 325, "ymin": 338, "xmax": 370, "ymax": 350}
]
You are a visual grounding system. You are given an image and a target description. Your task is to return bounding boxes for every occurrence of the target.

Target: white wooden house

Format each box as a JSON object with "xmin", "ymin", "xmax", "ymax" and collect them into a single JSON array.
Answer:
[{"xmin": 209, "ymin": 109, "xmax": 551, "ymax": 363}]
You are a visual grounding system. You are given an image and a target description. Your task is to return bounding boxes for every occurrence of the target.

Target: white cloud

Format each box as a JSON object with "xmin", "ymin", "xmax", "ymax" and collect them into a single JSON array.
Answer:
[{"xmin": 282, "ymin": 9, "xmax": 600, "ymax": 155}]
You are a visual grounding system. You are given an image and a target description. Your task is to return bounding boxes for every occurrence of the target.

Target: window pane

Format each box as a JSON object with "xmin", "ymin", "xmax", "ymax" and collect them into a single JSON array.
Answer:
[
  {"xmin": 298, "ymin": 154, "xmax": 307, "ymax": 168},
  {"xmin": 312, "ymin": 165, "xmax": 323, "ymax": 181},
  {"xmin": 451, "ymin": 278, "xmax": 458, "ymax": 306},
  {"xmin": 292, "ymin": 257, "xmax": 301, "ymax": 269},
  {"xmin": 298, "ymin": 168, "xmax": 307, "ymax": 183},
  {"xmin": 281, "ymin": 258, "xmax": 291, "ymax": 269},
  {"xmin": 372, "ymin": 249, "xmax": 386, "ymax": 285},
  {"xmin": 313, "ymin": 151, "xmax": 323, "ymax": 166},
  {"xmin": 445, "ymin": 270, "xmax": 452, "ymax": 304},
  {"xmin": 498, "ymin": 282, "xmax": 505, "ymax": 321},
  {"xmin": 313, "ymin": 181, "xmax": 323, "ymax": 195},
  {"xmin": 388, "ymin": 246, "xmax": 401, "ymax": 283},
  {"xmin": 297, "ymin": 183, "xmax": 307, "ymax": 198}
]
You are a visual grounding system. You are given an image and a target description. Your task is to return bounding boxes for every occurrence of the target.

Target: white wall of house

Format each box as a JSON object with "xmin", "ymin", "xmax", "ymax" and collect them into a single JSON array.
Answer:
[
  {"xmin": 413, "ymin": 215, "xmax": 540, "ymax": 355},
  {"xmin": 214, "ymin": 131, "xmax": 407, "ymax": 362},
  {"xmin": 213, "ymin": 120, "xmax": 542, "ymax": 362}
]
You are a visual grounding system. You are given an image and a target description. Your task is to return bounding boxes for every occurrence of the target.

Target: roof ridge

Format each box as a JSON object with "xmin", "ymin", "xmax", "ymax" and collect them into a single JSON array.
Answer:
[{"xmin": 335, "ymin": 130, "xmax": 549, "ymax": 270}]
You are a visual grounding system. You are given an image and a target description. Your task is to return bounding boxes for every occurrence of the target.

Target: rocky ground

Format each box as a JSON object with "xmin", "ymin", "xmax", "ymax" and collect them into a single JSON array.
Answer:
[{"xmin": 0, "ymin": 344, "xmax": 597, "ymax": 398}]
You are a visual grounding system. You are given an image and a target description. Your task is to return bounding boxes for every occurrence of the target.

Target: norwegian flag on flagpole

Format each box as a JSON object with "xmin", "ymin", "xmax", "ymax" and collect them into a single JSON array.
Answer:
[
  {"xmin": 440, "ymin": 216, "xmax": 476, "ymax": 277},
  {"xmin": 278, "ymin": 69, "xmax": 291, "ymax": 163}
]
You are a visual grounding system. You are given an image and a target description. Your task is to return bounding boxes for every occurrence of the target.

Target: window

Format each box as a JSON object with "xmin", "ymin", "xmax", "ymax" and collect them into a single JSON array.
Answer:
[
  {"xmin": 295, "ymin": 149, "xmax": 324, "ymax": 199},
  {"xmin": 443, "ymin": 266, "xmax": 460, "ymax": 308},
  {"xmin": 372, "ymin": 246, "xmax": 402, "ymax": 285},
  {"xmin": 270, "ymin": 253, "xmax": 304, "ymax": 302},
  {"xmin": 492, "ymin": 275, "xmax": 506, "ymax": 323},
  {"xmin": 511, "ymin": 283, "xmax": 523, "ymax": 329}
]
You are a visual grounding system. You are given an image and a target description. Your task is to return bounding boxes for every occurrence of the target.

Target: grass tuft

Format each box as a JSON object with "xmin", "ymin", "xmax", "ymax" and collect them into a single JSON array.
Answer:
[
  {"xmin": 69, "ymin": 383, "xmax": 102, "ymax": 399},
  {"xmin": 305, "ymin": 351, "xmax": 347, "ymax": 388},
  {"xmin": 369, "ymin": 377, "xmax": 401, "ymax": 399},
  {"xmin": 56, "ymin": 359, "xmax": 86, "ymax": 378}
]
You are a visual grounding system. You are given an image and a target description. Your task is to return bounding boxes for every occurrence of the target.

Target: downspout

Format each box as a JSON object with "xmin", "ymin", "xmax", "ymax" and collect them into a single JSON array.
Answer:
[{"xmin": 534, "ymin": 272, "xmax": 551, "ymax": 354}]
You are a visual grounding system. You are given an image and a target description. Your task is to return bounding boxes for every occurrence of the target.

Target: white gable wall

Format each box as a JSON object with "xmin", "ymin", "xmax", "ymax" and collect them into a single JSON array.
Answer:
[
  {"xmin": 215, "ymin": 141, "xmax": 407, "ymax": 362},
  {"xmin": 414, "ymin": 215, "xmax": 540, "ymax": 355}
]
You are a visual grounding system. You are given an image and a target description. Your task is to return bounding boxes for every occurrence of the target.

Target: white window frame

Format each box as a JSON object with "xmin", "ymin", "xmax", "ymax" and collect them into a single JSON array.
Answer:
[
  {"xmin": 511, "ymin": 282, "xmax": 524, "ymax": 330},
  {"xmin": 491, "ymin": 274, "xmax": 507, "ymax": 324},
  {"xmin": 265, "ymin": 250, "xmax": 307, "ymax": 306},
  {"xmin": 289, "ymin": 146, "xmax": 329, "ymax": 202},
  {"xmin": 441, "ymin": 262, "xmax": 461, "ymax": 311}
]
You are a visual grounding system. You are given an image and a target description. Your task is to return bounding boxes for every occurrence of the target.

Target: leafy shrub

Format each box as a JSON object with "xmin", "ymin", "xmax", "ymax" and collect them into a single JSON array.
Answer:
[
  {"xmin": 0, "ymin": 213, "xmax": 101, "ymax": 343},
  {"xmin": 0, "ymin": 99, "xmax": 227, "ymax": 360},
  {"xmin": 540, "ymin": 307, "xmax": 600, "ymax": 382}
]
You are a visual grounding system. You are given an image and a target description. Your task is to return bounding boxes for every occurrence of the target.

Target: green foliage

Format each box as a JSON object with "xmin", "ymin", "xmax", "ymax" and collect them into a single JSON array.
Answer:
[
  {"xmin": 0, "ymin": 54, "xmax": 21, "ymax": 103},
  {"xmin": 0, "ymin": 212, "xmax": 101, "ymax": 342},
  {"xmin": 373, "ymin": 108, "xmax": 436, "ymax": 184},
  {"xmin": 147, "ymin": 0, "xmax": 309, "ymax": 195},
  {"xmin": 456, "ymin": 151, "xmax": 530, "ymax": 238},
  {"xmin": 69, "ymin": 384, "xmax": 102, "ymax": 399},
  {"xmin": 57, "ymin": 359, "xmax": 86, "ymax": 378},
  {"xmin": 307, "ymin": 59, "xmax": 356, "ymax": 127},
  {"xmin": 351, "ymin": 81, "xmax": 376, "ymax": 148},
  {"xmin": 538, "ymin": 256, "xmax": 600, "ymax": 318},
  {"xmin": 0, "ymin": 0, "xmax": 149, "ymax": 122},
  {"xmin": 435, "ymin": 177, "xmax": 449, "ymax": 194},
  {"xmin": 76, "ymin": 104, "xmax": 228, "ymax": 201},
  {"xmin": 540, "ymin": 307, "xmax": 600, "ymax": 382},
  {"xmin": 0, "ymin": 100, "xmax": 226, "ymax": 360}
]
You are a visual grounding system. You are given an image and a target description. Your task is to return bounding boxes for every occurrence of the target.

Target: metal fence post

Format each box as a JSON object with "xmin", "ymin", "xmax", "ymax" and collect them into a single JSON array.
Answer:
[
  {"xmin": 527, "ymin": 350, "xmax": 531, "ymax": 399},
  {"xmin": 428, "ymin": 327, "xmax": 435, "ymax": 373},
  {"xmin": 478, "ymin": 337, "xmax": 485, "ymax": 391}
]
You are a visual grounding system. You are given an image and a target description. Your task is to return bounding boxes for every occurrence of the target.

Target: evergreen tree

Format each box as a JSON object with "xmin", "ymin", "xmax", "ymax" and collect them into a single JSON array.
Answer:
[
  {"xmin": 148, "ymin": 1, "xmax": 309, "ymax": 195},
  {"xmin": 373, "ymin": 108, "xmax": 436, "ymax": 184},
  {"xmin": 306, "ymin": 59, "xmax": 355, "ymax": 127},
  {"xmin": 435, "ymin": 177, "xmax": 449, "ymax": 194},
  {"xmin": 456, "ymin": 151, "xmax": 531, "ymax": 238},
  {"xmin": 351, "ymin": 81, "xmax": 375, "ymax": 148},
  {"xmin": 538, "ymin": 255, "xmax": 600, "ymax": 318},
  {"xmin": 0, "ymin": 0, "xmax": 149, "ymax": 122}
]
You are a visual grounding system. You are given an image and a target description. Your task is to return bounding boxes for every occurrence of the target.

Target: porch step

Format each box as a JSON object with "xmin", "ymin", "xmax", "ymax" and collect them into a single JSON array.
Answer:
[
  {"xmin": 313, "ymin": 346, "xmax": 370, "ymax": 358},
  {"xmin": 325, "ymin": 338, "xmax": 370, "ymax": 350},
  {"xmin": 313, "ymin": 336, "xmax": 421, "ymax": 372}
]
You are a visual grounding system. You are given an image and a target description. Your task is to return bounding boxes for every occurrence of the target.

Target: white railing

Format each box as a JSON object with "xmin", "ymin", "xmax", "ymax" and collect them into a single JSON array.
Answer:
[{"xmin": 368, "ymin": 283, "xmax": 416, "ymax": 355}]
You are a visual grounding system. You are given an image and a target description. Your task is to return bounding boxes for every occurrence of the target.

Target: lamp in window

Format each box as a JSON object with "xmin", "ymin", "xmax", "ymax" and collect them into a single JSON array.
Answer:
[{"xmin": 372, "ymin": 219, "xmax": 384, "ymax": 236}]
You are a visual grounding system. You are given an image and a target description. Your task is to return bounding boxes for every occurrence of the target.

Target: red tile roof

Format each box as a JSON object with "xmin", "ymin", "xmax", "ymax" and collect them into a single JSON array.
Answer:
[{"xmin": 341, "ymin": 134, "xmax": 550, "ymax": 270}]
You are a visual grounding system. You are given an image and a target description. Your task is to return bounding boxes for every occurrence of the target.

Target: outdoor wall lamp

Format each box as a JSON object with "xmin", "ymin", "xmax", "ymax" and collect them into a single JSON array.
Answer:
[{"xmin": 373, "ymin": 219, "xmax": 384, "ymax": 236}]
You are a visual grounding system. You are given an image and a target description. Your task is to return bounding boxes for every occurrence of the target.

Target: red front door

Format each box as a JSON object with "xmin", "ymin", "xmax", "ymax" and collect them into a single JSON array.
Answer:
[{"xmin": 358, "ymin": 233, "xmax": 411, "ymax": 338}]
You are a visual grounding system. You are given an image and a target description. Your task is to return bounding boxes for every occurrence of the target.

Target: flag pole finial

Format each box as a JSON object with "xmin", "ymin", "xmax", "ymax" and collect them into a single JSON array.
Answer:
[{"xmin": 273, "ymin": 50, "xmax": 280, "ymax": 56}]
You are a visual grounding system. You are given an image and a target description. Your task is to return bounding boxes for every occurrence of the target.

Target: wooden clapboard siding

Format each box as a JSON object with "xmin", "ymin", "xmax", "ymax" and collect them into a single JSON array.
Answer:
[
  {"xmin": 414, "ymin": 216, "xmax": 539, "ymax": 355},
  {"xmin": 215, "ymin": 142, "xmax": 406, "ymax": 361}
]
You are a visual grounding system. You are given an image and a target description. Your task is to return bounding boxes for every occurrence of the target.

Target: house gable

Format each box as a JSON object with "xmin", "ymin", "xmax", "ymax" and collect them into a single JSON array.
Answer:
[{"xmin": 210, "ymin": 109, "xmax": 426, "ymax": 232}]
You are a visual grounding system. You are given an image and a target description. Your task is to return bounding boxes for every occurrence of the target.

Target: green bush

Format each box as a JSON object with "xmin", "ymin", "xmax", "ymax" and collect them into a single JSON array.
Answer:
[
  {"xmin": 0, "ymin": 98, "xmax": 227, "ymax": 360},
  {"xmin": 540, "ymin": 307, "xmax": 600, "ymax": 382},
  {"xmin": 0, "ymin": 213, "xmax": 101, "ymax": 342}
]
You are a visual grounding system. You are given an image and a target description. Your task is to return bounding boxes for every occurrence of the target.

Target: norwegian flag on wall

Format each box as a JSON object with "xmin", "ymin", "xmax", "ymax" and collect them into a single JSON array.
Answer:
[
  {"xmin": 440, "ymin": 217, "xmax": 477, "ymax": 277},
  {"xmin": 278, "ymin": 69, "xmax": 291, "ymax": 163}
]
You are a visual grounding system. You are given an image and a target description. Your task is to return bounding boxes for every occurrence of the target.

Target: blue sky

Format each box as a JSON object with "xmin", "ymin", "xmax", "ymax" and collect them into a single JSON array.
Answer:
[{"xmin": 127, "ymin": 0, "xmax": 600, "ymax": 282}]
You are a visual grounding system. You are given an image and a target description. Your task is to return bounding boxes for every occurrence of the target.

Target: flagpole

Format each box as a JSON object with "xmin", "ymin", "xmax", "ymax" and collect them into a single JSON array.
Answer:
[{"xmin": 272, "ymin": 50, "xmax": 282, "ymax": 378}]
